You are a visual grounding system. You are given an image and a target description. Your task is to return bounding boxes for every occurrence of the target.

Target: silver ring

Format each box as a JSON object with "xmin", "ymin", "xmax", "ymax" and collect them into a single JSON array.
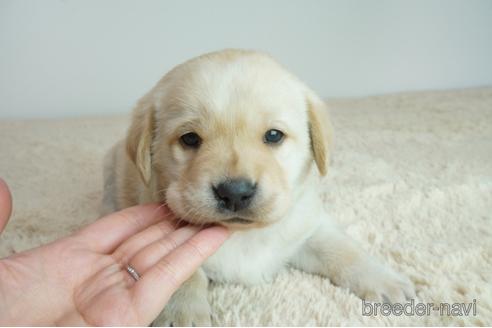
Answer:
[{"xmin": 126, "ymin": 264, "xmax": 140, "ymax": 281}]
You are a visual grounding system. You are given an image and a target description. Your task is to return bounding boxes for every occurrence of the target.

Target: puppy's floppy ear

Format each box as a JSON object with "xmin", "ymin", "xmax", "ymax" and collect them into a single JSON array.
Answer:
[
  {"xmin": 126, "ymin": 99, "xmax": 155, "ymax": 185},
  {"xmin": 306, "ymin": 90, "xmax": 333, "ymax": 176}
]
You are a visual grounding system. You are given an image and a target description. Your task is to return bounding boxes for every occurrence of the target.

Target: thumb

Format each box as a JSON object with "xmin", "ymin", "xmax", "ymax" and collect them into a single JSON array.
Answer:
[{"xmin": 0, "ymin": 178, "xmax": 12, "ymax": 233}]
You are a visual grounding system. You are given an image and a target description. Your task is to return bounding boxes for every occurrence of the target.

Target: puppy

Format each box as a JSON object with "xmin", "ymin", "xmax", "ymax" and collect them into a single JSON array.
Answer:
[{"xmin": 103, "ymin": 49, "xmax": 415, "ymax": 326}]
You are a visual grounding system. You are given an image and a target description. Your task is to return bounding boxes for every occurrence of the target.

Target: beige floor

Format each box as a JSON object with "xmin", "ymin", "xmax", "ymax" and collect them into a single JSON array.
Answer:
[{"xmin": 1, "ymin": 87, "xmax": 491, "ymax": 326}]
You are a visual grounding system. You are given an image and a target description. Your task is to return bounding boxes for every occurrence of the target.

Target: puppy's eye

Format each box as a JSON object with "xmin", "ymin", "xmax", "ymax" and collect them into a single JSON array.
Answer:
[
  {"xmin": 264, "ymin": 129, "xmax": 284, "ymax": 144},
  {"xmin": 180, "ymin": 132, "xmax": 202, "ymax": 148}
]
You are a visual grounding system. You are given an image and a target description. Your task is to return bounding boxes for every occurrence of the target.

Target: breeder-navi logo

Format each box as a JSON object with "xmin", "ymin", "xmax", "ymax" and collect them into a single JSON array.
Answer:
[{"xmin": 362, "ymin": 299, "xmax": 477, "ymax": 317}]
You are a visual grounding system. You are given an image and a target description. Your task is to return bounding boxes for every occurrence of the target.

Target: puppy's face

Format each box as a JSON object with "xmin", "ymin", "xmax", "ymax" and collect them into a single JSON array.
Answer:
[{"xmin": 127, "ymin": 50, "xmax": 331, "ymax": 229}]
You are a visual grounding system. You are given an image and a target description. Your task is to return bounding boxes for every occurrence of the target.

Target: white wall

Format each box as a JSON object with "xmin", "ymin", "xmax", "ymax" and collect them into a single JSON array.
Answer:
[{"xmin": 1, "ymin": 0, "xmax": 491, "ymax": 119}]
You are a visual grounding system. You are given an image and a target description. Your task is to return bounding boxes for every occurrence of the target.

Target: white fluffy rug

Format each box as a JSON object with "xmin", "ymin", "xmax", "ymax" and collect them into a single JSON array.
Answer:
[{"xmin": 1, "ymin": 88, "xmax": 491, "ymax": 326}]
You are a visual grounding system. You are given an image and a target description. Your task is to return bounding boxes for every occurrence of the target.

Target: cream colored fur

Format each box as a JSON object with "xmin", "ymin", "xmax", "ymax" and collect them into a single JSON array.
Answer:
[
  {"xmin": 103, "ymin": 50, "xmax": 415, "ymax": 326},
  {"xmin": 1, "ymin": 85, "xmax": 490, "ymax": 326}
]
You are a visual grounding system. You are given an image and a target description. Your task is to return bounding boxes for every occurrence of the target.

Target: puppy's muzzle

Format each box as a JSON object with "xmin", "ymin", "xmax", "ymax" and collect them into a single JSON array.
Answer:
[{"xmin": 213, "ymin": 178, "xmax": 257, "ymax": 212}]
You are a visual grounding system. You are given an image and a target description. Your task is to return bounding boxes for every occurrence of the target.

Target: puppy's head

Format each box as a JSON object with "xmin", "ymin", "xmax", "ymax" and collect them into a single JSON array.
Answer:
[{"xmin": 127, "ymin": 50, "xmax": 332, "ymax": 228}]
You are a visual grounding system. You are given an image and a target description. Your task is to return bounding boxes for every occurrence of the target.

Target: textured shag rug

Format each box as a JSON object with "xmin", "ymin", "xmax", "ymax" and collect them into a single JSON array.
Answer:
[{"xmin": 0, "ymin": 88, "xmax": 491, "ymax": 326}]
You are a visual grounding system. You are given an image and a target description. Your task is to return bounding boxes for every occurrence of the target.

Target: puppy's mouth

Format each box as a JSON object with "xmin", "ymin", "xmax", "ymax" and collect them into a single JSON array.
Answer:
[{"xmin": 222, "ymin": 217, "xmax": 254, "ymax": 224}]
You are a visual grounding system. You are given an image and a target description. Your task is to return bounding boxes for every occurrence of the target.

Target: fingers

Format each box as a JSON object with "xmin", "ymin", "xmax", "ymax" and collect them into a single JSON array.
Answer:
[
  {"xmin": 131, "ymin": 226, "xmax": 230, "ymax": 323},
  {"xmin": 125, "ymin": 225, "xmax": 200, "ymax": 275},
  {"xmin": 76, "ymin": 203, "xmax": 174, "ymax": 253},
  {"xmin": 0, "ymin": 178, "xmax": 13, "ymax": 233},
  {"xmin": 112, "ymin": 220, "xmax": 177, "ymax": 265}
]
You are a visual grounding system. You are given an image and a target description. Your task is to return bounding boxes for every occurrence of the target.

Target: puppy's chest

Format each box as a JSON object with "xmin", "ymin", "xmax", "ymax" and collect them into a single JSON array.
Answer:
[
  {"xmin": 202, "ymin": 212, "xmax": 321, "ymax": 285},
  {"xmin": 203, "ymin": 231, "xmax": 296, "ymax": 285}
]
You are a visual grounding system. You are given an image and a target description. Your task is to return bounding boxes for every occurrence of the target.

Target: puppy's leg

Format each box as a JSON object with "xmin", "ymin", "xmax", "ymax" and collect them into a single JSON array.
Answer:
[
  {"xmin": 152, "ymin": 268, "xmax": 211, "ymax": 327},
  {"xmin": 290, "ymin": 219, "xmax": 415, "ymax": 302}
]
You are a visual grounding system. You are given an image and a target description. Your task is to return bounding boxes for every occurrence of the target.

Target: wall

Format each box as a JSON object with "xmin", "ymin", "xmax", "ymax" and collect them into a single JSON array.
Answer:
[{"xmin": 1, "ymin": 0, "xmax": 491, "ymax": 118}]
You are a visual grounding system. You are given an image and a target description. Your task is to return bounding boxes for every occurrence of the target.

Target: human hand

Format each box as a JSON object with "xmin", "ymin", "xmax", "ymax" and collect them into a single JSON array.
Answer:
[
  {"xmin": 0, "ymin": 178, "xmax": 12, "ymax": 233},
  {"xmin": 0, "ymin": 178, "xmax": 229, "ymax": 326}
]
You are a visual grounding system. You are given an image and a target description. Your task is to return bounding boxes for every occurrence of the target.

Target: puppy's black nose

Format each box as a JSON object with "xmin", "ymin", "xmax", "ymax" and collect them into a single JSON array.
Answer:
[{"xmin": 213, "ymin": 179, "xmax": 257, "ymax": 212}]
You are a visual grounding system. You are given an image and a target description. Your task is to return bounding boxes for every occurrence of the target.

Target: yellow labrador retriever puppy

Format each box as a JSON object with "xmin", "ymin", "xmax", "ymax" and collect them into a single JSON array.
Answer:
[{"xmin": 103, "ymin": 49, "xmax": 415, "ymax": 326}]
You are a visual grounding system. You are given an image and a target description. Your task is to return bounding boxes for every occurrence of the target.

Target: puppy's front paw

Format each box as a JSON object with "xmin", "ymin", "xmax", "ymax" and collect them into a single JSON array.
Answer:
[
  {"xmin": 152, "ymin": 296, "xmax": 212, "ymax": 327},
  {"xmin": 346, "ymin": 259, "xmax": 416, "ymax": 303}
]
